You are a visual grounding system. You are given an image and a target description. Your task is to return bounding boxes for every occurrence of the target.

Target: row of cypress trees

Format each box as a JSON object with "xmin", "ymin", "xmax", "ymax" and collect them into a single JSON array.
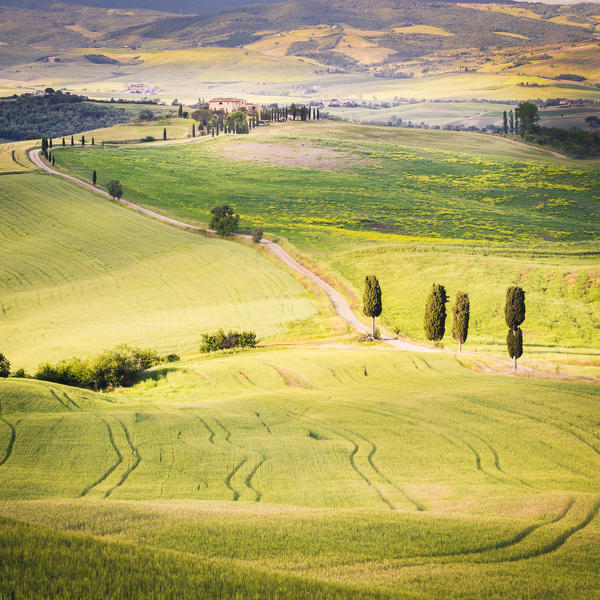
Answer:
[{"xmin": 363, "ymin": 276, "xmax": 527, "ymax": 369}]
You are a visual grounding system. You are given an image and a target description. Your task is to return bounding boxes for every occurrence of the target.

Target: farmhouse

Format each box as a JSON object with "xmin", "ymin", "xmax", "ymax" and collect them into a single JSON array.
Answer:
[{"xmin": 208, "ymin": 97, "xmax": 256, "ymax": 113}]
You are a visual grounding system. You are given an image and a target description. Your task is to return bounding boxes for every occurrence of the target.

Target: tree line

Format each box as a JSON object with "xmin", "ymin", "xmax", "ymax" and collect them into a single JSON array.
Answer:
[
  {"xmin": 364, "ymin": 276, "xmax": 526, "ymax": 369},
  {"xmin": 502, "ymin": 101, "xmax": 600, "ymax": 158}
]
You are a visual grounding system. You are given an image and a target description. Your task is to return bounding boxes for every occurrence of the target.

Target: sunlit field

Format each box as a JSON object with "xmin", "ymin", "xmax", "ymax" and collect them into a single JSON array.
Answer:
[
  {"xmin": 53, "ymin": 121, "xmax": 600, "ymax": 351},
  {"xmin": 1, "ymin": 347, "xmax": 599, "ymax": 599}
]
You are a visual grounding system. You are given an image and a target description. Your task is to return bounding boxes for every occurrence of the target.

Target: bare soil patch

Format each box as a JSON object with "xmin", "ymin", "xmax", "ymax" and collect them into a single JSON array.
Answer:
[{"xmin": 219, "ymin": 141, "xmax": 366, "ymax": 172}]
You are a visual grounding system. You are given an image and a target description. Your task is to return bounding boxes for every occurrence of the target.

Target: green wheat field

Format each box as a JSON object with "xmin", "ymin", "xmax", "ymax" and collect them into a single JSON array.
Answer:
[{"xmin": 0, "ymin": 116, "xmax": 599, "ymax": 599}]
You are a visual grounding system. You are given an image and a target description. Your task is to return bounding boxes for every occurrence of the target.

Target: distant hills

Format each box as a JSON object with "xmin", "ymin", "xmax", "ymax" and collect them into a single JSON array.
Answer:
[{"xmin": 0, "ymin": 0, "xmax": 598, "ymax": 76}]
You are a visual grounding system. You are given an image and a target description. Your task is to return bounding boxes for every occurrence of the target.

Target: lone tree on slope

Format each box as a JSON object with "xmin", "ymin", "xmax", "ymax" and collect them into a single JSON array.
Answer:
[
  {"xmin": 0, "ymin": 353, "xmax": 10, "ymax": 377},
  {"xmin": 92, "ymin": 170, "xmax": 97, "ymax": 185},
  {"xmin": 163, "ymin": 128, "xmax": 167, "ymax": 141},
  {"xmin": 451, "ymin": 291, "xmax": 470, "ymax": 352},
  {"xmin": 107, "ymin": 180, "xmax": 123, "ymax": 200},
  {"xmin": 363, "ymin": 275, "xmax": 382, "ymax": 339},
  {"xmin": 424, "ymin": 283, "xmax": 447, "ymax": 345},
  {"xmin": 505, "ymin": 286, "xmax": 526, "ymax": 371},
  {"xmin": 209, "ymin": 205, "xmax": 239, "ymax": 237}
]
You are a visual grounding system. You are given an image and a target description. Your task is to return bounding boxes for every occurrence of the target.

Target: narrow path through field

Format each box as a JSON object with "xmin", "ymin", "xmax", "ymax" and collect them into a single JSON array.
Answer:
[{"xmin": 29, "ymin": 148, "xmax": 434, "ymax": 354}]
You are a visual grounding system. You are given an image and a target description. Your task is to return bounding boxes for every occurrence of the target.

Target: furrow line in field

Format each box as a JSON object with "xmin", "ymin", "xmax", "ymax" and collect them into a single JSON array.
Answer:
[
  {"xmin": 353, "ymin": 431, "xmax": 425, "ymax": 512},
  {"xmin": 487, "ymin": 498, "xmax": 600, "ymax": 564},
  {"xmin": 104, "ymin": 418, "xmax": 141, "ymax": 498},
  {"xmin": 413, "ymin": 497, "xmax": 576, "ymax": 561},
  {"xmin": 79, "ymin": 416, "xmax": 123, "ymax": 497},
  {"xmin": 463, "ymin": 396, "xmax": 600, "ymax": 462},
  {"xmin": 62, "ymin": 392, "xmax": 80, "ymax": 409},
  {"xmin": 255, "ymin": 412, "xmax": 272, "ymax": 435},
  {"xmin": 225, "ymin": 459, "xmax": 247, "ymax": 501},
  {"xmin": 0, "ymin": 414, "xmax": 16, "ymax": 468},
  {"xmin": 50, "ymin": 390, "xmax": 70, "ymax": 411},
  {"xmin": 193, "ymin": 415, "xmax": 216, "ymax": 445},
  {"xmin": 212, "ymin": 416, "xmax": 266, "ymax": 501}
]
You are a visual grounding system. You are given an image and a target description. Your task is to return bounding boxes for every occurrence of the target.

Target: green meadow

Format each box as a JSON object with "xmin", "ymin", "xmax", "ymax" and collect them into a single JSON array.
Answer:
[
  {"xmin": 1, "ymin": 348, "xmax": 599, "ymax": 599},
  {"xmin": 0, "ymin": 172, "xmax": 320, "ymax": 371},
  {"xmin": 53, "ymin": 121, "xmax": 600, "ymax": 352}
]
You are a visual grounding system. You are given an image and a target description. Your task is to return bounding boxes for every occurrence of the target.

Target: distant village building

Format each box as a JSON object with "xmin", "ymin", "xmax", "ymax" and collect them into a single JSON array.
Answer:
[{"xmin": 208, "ymin": 97, "xmax": 256, "ymax": 113}]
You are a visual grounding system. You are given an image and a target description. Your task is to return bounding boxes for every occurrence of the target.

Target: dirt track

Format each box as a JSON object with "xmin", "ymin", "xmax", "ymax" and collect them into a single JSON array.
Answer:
[{"xmin": 30, "ymin": 147, "xmax": 434, "ymax": 353}]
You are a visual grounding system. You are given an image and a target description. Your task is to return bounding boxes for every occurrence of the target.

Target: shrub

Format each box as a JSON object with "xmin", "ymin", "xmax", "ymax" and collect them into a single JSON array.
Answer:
[
  {"xmin": 164, "ymin": 353, "xmax": 181, "ymax": 363},
  {"xmin": 36, "ymin": 357, "xmax": 94, "ymax": 388},
  {"xmin": 35, "ymin": 345, "xmax": 165, "ymax": 390},
  {"xmin": 0, "ymin": 353, "xmax": 10, "ymax": 378},
  {"xmin": 252, "ymin": 227, "xmax": 264, "ymax": 243},
  {"xmin": 200, "ymin": 330, "xmax": 257, "ymax": 353},
  {"xmin": 10, "ymin": 368, "xmax": 29, "ymax": 378}
]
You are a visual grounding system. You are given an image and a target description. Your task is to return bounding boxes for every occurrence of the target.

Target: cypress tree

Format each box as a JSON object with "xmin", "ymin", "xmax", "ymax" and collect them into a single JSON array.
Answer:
[
  {"xmin": 81, "ymin": 135, "xmax": 85, "ymax": 146},
  {"xmin": 51, "ymin": 155, "xmax": 55, "ymax": 166},
  {"xmin": 71, "ymin": 135, "xmax": 74, "ymax": 146},
  {"xmin": 92, "ymin": 170, "xmax": 97, "ymax": 185},
  {"xmin": 362, "ymin": 275, "xmax": 382, "ymax": 338},
  {"xmin": 192, "ymin": 123, "xmax": 196, "ymax": 137},
  {"xmin": 503, "ymin": 111, "xmax": 508, "ymax": 135},
  {"xmin": 509, "ymin": 110, "xmax": 514, "ymax": 134},
  {"xmin": 163, "ymin": 128, "xmax": 167, "ymax": 141},
  {"xmin": 317, "ymin": 108, "xmax": 320, "ymax": 120},
  {"xmin": 424, "ymin": 284, "xmax": 447, "ymax": 344},
  {"xmin": 92, "ymin": 137, "xmax": 95, "ymax": 146},
  {"xmin": 178, "ymin": 104, "xmax": 183, "ymax": 117},
  {"xmin": 505, "ymin": 286, "xmax": 526, "ymax": 370},
  {"xmin": 514, "ymin": 107, "xmax": 520, "ymax": 136},
  {"xmin": 506, "ymin": 328, "xmax": 523, "ymax": 371},
  {"xmin": 62, "ymin": 137, "xmax": 65, "ymax": 147},
  {"xmin": 451, "ymin": 291, "xmax": 470, "ymax": 352},
  {"xmin": 49, "ymin": 138, "xmax": 53, "ymax": 148}
]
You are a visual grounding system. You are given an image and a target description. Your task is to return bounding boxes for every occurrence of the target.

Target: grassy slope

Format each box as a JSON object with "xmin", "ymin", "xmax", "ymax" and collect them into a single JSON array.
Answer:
[
  {"xmin": 0, "ymin": 172, "xmax": 320, "ymax": 370},
  {"xmin": 53, "ymin": 121, "xmax": 600, "ymax": 351},
  {"xmin": 0, "ymin": 348, "xmax": 599, "ymax": 598}
]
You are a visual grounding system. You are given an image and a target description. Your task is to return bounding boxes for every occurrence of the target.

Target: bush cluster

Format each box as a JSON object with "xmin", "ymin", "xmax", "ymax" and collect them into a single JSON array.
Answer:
[
  {"xmin": 34, "ymin": 345, "xmax": 169, "ymax": 390},
  {"xmin": 200, "ymin": 330, "xmax": 257, "ymax": 353}
]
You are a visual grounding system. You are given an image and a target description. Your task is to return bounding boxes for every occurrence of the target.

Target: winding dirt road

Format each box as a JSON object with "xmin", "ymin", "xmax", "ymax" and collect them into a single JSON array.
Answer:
[{"xmin": 30, "ymin": 148, "xmax": 434, "ymax": 353}]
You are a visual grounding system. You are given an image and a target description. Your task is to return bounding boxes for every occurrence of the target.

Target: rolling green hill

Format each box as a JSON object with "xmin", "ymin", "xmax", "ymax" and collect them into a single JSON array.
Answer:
[
  {"xmin": 0, "ymin": 170, "xmax": 320, "ymax": 371},
  {"xmin": 1, "ymin": 347, "xmax": 599, "ymax": 598},
  {"xmin": 52, "ymin": 120, "xmax": 600, "ymax": 352}
]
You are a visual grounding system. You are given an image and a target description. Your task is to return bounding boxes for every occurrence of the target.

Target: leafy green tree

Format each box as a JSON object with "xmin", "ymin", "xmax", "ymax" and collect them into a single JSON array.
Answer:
[
  {"xmin": 424, "ymin": 283, "xmax": 447, "ymax": 344},
  {"xmin": 163, "ymin": 127, "xmax": 167, "ymax": 141},
  {"xmin": 517, "ymin": 101, "xmax": 539, "ymax": 134},
  {"xmin": 209, "ymin": 205, "xmax": 239, "ymax": 237},
  {"xmin": 107, "ymin": 180, "xmax": 123, "ymax": 200},
  {"xmin": 0, "ymin": 353, "xmax": 10, "ymax": 377},
  {"xmin": 451, "ymin": 291, "xmax": 470, "ymax": 352},
  {"xmin": 362, "ymin": 274, "xmax": 382, "ymax": 338},
  {"xmin": 505, "ymin": 286, "xmax": 526, "ymax": 370},
  {"xmin": 92, "ymin": 170, "xmax": 97, "ymax": 185}
]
